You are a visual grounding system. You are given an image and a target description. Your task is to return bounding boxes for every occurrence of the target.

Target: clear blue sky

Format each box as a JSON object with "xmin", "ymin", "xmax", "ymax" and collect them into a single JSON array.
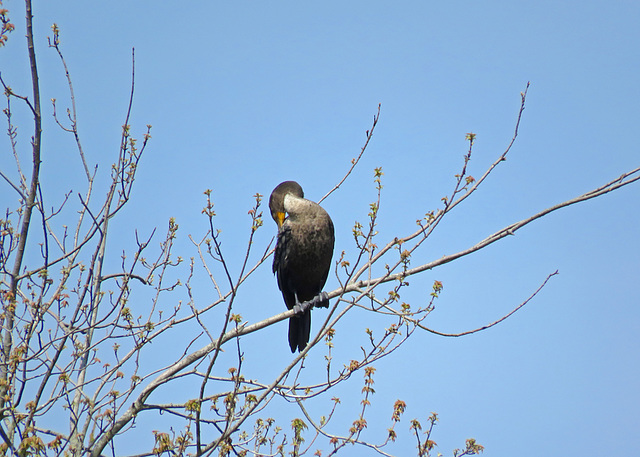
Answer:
[{"xmin": 2, "ymin": 1, "xmax": 639, "ymax": 455}]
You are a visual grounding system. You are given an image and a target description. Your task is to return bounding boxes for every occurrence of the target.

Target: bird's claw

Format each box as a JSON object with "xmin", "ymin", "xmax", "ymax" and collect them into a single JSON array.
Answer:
[
  {"xmin": 315, "ymin": 291, "xmax": 329, "ymax": 309},
  {"xmin": 293, "ymin": 292, "xmax": 330, "ymax": 315}
]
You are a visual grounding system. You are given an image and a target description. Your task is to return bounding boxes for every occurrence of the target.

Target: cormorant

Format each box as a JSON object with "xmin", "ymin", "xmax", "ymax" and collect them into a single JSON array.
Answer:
[{"xmin": 269, "ymin": 181, "xmax": 335, "ymax": 352}]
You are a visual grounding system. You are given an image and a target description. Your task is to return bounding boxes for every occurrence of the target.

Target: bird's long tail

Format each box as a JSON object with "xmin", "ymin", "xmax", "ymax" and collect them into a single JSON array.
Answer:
[{"xmin": 288, "ymin": 310, "xmax": 311, "ymax": 353}]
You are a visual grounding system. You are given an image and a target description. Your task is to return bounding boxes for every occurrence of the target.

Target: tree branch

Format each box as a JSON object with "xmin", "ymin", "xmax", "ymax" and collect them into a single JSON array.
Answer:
[
  {"xmin": 342, "ymin": 166, "xmax": 640, "ymax": 295},
  {"xmin": 1, "ymin": 0, "xmax": 42, "ymax": 410},
  {"xmin": 319, "ymin": 103, "xmax": 381, "ymax": 204}
]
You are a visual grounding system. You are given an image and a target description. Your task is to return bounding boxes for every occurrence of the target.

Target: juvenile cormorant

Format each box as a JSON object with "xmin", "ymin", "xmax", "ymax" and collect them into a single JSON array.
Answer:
[{"xmin": 269, "ymin": 181, "xmax": 335, "ymax": 352}]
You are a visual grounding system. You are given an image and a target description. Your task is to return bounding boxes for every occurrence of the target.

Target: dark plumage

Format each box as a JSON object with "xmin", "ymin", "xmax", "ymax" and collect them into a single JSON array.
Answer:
[{"xmin": 269, "ymin": 181, "xmax": 335, "ymax": 352}]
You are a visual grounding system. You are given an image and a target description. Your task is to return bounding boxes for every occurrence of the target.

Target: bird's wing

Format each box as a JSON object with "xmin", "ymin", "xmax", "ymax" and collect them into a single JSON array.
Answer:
[
  {"xmin": 273, "ymin": 225, "xmax": 288, "ymax": 275},
  {"xmin": 273, "ymin": 225, "xmax": 296, "ymax": 307}
]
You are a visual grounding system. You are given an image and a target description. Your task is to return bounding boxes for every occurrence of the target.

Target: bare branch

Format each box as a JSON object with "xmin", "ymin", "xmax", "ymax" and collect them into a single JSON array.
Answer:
[
  {"xmin": 319, "ymin": 103, "xmax": 381, "ymax": 204},
  {"xmin": 418, "ymin": 270, "xmax": 559, "ymax": 337},
  {"xmin": 48, "ymin": 23, "xmax": 91, "ymax": 181},
  {"xmin": 0, "ymin": 169, "xmax": 26, "ymax": 200},
  {"xmin": 341, "ymin": 166, "xmax": 640, "ymax": 295},
  {"xmin": 1, "ymin": 0, "xmax": 43, "ymax": 411}
]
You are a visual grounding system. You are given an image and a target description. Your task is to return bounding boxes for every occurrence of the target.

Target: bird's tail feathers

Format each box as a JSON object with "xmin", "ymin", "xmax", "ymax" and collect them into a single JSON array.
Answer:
[{"xmin": 288, "ymin": 310, "xmax": 311, "ymax": 353}]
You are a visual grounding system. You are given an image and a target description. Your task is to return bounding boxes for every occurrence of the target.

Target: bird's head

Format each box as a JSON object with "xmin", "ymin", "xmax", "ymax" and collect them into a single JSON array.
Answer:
[{"xmin": 269, "ymin": 181, "xmax": 304, "ymax": 229}]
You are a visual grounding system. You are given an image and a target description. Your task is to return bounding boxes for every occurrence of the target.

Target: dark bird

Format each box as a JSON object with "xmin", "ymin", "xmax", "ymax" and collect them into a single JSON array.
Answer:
[{"xmin": 269, "ymin": 181, "xmax": 335, "ymax": 352}]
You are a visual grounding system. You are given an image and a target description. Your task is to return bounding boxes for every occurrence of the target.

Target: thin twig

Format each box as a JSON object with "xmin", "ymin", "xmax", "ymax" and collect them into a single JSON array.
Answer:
[
  {"xmin": 421, "ymin": 271, "xmax": 558, "ymax": 337},
  {"xmin": 319, "ymin": 103, "xmax": 381, "ymax": 204},
  {"xmin": 342, "ymin": 167, "xmax": 640, "ymax": 295}
]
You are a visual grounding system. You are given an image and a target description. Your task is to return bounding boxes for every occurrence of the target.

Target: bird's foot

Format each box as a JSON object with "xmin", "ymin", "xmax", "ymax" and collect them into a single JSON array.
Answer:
[
  {"xmin": 292, "ymin": 298, "xmax": 313, "ymax": 315},
  {"xmin": 312, "ymin": 291, "xmax": 330, "ymax": 309},
  {"xmin": 292, "ymin": 302, "xmax": 305, "ymax": 315},
  {"xmin": 292, "ymin": 292, "xmax": 329, "ymax": 315}
]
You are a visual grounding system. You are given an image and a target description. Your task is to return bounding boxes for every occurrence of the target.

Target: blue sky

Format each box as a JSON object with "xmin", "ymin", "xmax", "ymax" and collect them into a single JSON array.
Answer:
[{"xmin": 2, "ymin": 0, "xmax": 639, "ymax": 455}]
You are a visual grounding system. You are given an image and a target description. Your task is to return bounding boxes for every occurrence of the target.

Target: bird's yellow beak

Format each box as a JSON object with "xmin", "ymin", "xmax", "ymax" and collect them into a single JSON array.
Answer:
[{"xmin": 275, "ymin": 211, "xmax": 286, "ymax": 229}]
